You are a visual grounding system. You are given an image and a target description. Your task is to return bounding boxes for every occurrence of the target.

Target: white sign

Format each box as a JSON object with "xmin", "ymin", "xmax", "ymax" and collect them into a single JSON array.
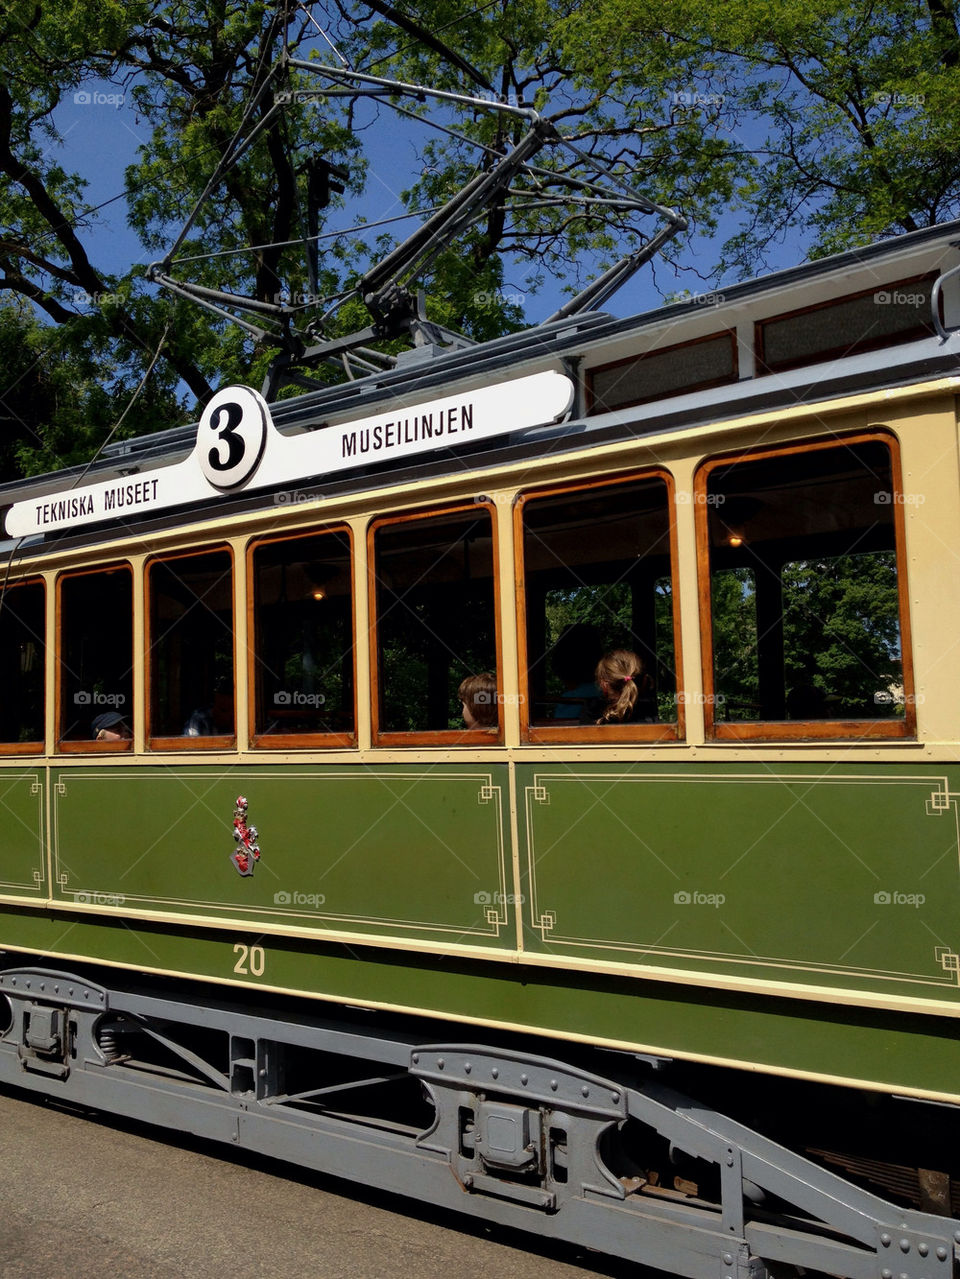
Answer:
[{"xmin": 5, "ymin": 371, "xmax": 575, "ymax": 538}]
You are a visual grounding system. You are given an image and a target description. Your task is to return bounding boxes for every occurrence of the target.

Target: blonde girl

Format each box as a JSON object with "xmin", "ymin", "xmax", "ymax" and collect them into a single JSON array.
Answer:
[{"xmin": 595, "ymin": 649, "xmax": 652, "ymax": 724}]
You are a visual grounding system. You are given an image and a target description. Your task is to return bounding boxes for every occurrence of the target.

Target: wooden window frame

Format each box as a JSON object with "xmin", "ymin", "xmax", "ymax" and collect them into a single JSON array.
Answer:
[
  {"xmin": 695, "ymin": 431, "xmax": 917, "ymax": 743},
  {"xmin": 247, "ymin": 524, "xmax": 357, "ymax": 750},
  {"xmin": 368, "ymin": 500, "xmax": 504, "ymax": 747},
  {"xmin": 145, "ymin": 543, "xmax": 237, "ymax": 752},
  {"xmin": 755, "ymin": 273, "xmax": 940, "ymax": 375},
  {"xmin": 586, "ymin": 329, "xmax": 738, "ymax": 415},
  {"xmin": 515, "ymin": 469, "xmax": 685, "ymax": 745},
  {"xmin": 0, "ymin": 576, "xmax": 45, "ymax": 755},
  {"xmin": 56, "ymin": 561, "xmax": 134, "ymax": 754}
]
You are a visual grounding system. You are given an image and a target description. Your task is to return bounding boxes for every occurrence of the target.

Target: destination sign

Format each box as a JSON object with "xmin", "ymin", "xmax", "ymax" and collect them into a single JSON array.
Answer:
[{"xmin": 5, "ymin": 371, "xmax": 575, "ymax": 538}]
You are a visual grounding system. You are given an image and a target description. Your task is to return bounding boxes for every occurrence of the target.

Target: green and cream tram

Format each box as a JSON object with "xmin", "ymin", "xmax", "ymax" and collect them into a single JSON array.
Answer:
[{"xmin": 3, "ymin": 221, "xmax": 960, "ymax": 1278}]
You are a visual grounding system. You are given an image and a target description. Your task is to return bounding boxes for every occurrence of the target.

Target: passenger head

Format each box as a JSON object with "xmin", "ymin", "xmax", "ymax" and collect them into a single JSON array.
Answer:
[
  {"xmin": 595, "ymin": 649, "xmax": 645, "ymax": 723},
  {"xmin": 92, "ymin": 710, "xmax": 130, "ymax": 741},
  {"xmin": 459, "ymin": 672, "xmax": 498, "ymax": 729}
]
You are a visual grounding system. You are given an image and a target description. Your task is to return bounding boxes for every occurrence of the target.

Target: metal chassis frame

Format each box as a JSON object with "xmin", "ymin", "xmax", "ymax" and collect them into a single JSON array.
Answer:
[{"xmin": 0, "ymin": 966, "xmax": 957, "ymax": 1279}]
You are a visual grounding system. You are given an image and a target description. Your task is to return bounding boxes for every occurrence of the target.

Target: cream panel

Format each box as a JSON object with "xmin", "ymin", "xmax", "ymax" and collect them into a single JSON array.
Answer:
[
  {"xmin": 669, "ymin": 456, "xmax": 704, "ymax": 742},
  {"xmin": 349, "ymin": 515, "xmax": 372, "ymax": 751},
  {"xmin": 892, "ymin": 399, "xmax": 960, "ymax": 743}
]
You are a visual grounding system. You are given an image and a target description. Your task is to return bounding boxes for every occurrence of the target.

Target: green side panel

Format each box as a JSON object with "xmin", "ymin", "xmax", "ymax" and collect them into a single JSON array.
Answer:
[
  {"xmin": 2, "ymin": 906, "xmax": 960, "ymax": 1101},
  {"xmin": 50, "ymin": 765, "xmax": 512, "ymax": 949},
  {"xmin": 517, "ymin": 762, "xmax": 960, "ymax": 1000},
  {"xmin": 0, "ymin": 770, "xmax": 45, "ymax": 899}
]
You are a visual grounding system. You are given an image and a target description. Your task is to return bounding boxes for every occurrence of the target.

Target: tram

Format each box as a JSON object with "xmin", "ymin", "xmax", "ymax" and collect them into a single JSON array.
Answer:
[{"xmin": 2, "ymin": 218, "xmax": 960, "ymax": 1278}]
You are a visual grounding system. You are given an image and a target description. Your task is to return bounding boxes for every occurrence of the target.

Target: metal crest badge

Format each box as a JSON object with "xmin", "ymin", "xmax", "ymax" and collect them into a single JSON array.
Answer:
[{"xmin": 231, "ymin": 795, "xmax": 261, "ymax": 876}]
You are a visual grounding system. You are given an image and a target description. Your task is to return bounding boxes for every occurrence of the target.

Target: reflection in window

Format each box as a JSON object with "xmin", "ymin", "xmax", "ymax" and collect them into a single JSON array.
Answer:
[
  {"xmin": 0, "ymin": 580, "xmax": 44, "ymax": 745},
  {"xmin": 373, "ymin": 508, "xmax": 497, "ymax": 735},
  {"xmin": 252, "ymin": 529, "xmax": 354, "ymax": 739},
  {"xmin": 705, "ymin": 439, "xmax": 908, "ymax": 725},
  {"xmin": 149, "ymin": 549, "xmax": 234, "ymax": 740},
  {"xmin": 59, "ymin": 567, "xmax": 133, "ymax": 744},
  {"xmin": 521, "ymin": 477, "xmax": 677, "ymax": 728}
]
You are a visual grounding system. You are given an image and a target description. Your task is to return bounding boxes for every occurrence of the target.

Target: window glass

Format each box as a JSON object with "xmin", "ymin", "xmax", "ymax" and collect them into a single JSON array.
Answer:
[
  {"xmin": 0, "ymin": 580, "xmax": 44, "ymax": 745},
  {"xmin": 59, "ymin": 567, "xmax": 133, "ymax": 744},
  {"xmin": 149, "ymin": 549, "xmax": 234, "ymax": 740},
  {"xmin": 521, "ymin": 476, "xmax": 678, "ymax": 731},
  {"xmin": 252, "ymin": 529, "xmax": 354, "ymax": 739},
  {"xmin": 704, "ymin": 438, "xmax": 909, "ymax": 728},
  {"xmin": 373, "ymin": 507, "xmax": 497, "ymax": 736},
  {"xmin": 757, "ymin": 276, "xmax": 936, "ymax": 374},
  {"xmin": 590, "ymin": 332, "xmax": 736, "ymax": 412}
]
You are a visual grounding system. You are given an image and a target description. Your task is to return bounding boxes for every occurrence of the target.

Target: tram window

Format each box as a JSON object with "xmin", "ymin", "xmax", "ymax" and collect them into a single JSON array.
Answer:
[
  {"xmin": 58, "ymin": 566, "xmax": 133, "ymax": 749},
  {"xmin": 589, "ymin": 331, "xmax": 737, "ymax": 413},
  {"xmin": 371, "ymin": 505, "xmax": 499, "ymax": 741},
  {"xmin": 148, "ymin": 548, "xmax": 235, "ymax": 746},
  {"xmin": 756, "ymin": 275, "xmax": 937, "ymax": 374},
  {"xmin": 699, "ymin": 435, "xmax": 915, "ymax": 739},
  {"xmin": 518, "ymin": 474, "xmax": 681, "ymax": 742},
  {"xmin": 0, "ymin": 579, "xmax": 44, "ymax": 749},
  {"xmin": 250, "ymin": 528, "xmax": 354, "ymax": 745}
]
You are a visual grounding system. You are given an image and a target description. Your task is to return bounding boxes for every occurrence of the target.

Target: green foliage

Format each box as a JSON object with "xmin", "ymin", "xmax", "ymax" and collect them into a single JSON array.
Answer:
[
  {"xmin": 559, "ymin": 0, "xmax": 960, "ymax": 273},
  {"xmin": 711, "ymin": 553, "xmax": 903, "ymax": 720},
  {"xmin": 782, "ymin": 552, "xmax": 902, "ymax": 715},
  {"xmin": 0, "ymin": 302, "xmax": 181, "ymax": 478}
]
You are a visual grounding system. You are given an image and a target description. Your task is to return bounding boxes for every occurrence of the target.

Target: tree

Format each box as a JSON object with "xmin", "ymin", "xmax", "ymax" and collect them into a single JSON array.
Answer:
[
  {"xmin": 557, "ymin": 0, "xmax": 960, "ymax": 274},
  {"xmin": 2, "ymin": 0, "xmax": 960, "ymax": 480}
]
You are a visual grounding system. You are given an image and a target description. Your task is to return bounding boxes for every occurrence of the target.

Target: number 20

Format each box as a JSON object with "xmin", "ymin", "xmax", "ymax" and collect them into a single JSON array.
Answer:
[{"xmin": 233, "ymin": 943, "xmax": 266, "ymax": 976}]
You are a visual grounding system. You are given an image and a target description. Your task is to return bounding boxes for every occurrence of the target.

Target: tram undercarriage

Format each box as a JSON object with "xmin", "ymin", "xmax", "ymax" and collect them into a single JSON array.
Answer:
[{"xmin": 1, "ymin": 965, "xmax": 956, "ymax": 1279}]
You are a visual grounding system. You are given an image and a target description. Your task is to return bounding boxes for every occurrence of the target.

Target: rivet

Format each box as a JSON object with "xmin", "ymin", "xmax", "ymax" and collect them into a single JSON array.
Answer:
[
  {"xmin": 38, "ymin": 982, "xmax": 45, "ymax": 992},
  {"xmin": 437, "ymin": 1058, "xmax": 445, "ymax": 1070},
  {"xmin": 881, "ymin": 1234, "xmax": 892, "ymax": 1247},
  {"xmin": 53, "ymin": 986, "xmax": 59, "ymax": 995},
  {"xmin": 581, "ymin": 1086, "xmax": 589, "ymax": 1097},
  {"xmin": 464, "ymin": 1063, "xmax": 472, "ymax": 1075},
  {"xmin": 954, "ymin": 1230, "xmax": 960, "ymax": 1244},
  {"xmin": 550, "ymin": 1079, "xmax": 558, "ymax": 1091},
  {"xmin": 900, "ymin": 1238, "xmax": 911, "ymax": 1253},
  {"xmin": 918, "ymin": 1242, "xmax": 928, "ymax": 1257},
  {"xmin": 938, "ymin": 1245, "xmax": 948, "ymax": 1260},
  {"xmin": 611, "ymin": 1092, "xmax": 620, "ymax": 1103},
  {"xmin": 723, "ymin": 1254, "xmax": 733, "ymax": 1266},
  {"xmin": 491, "ymin": 1067, "xmax": 499, "ymax": 1079},
  {"xmin": 412, "ymin": 1053, "xmax": 419, "ymax": 1065},
  {"xmin": 881, "ymin": 1269, "xmax": 892, "ymax": 1279},
  {"xmin": 24, "ymin": 980, "xmax": 30, "ymax": 989},
  {"xmin": 520, "ymin": 1073, "xmax": 528, "ymax": 1085}
]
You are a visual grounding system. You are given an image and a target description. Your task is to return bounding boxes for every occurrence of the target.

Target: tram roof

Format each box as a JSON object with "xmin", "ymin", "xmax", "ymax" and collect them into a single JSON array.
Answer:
[{"xmin": 2, "ymin": 217, "xmax": 960, "ymax": 550}]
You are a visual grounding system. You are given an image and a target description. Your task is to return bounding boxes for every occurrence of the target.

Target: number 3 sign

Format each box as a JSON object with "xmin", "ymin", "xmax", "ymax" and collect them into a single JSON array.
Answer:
[{"xmin": 197, "ymin": 385, "xmax": 269, "ymax": 490}]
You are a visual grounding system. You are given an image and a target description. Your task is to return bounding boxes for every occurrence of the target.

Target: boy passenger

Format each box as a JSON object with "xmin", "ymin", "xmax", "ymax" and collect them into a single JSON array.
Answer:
[{"xmin": 459, "ymin": 672, "xmax": 498, "ymax": 729}]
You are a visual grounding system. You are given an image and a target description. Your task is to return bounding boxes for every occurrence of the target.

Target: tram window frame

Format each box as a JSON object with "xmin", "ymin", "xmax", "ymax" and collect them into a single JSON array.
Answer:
[
  {"xmin": 0, "ymin": 576, "xmax": 46, "ymax": 754},
  {"xmin": 247, "ymin": 524, "xmax": 357, "ymax": 750},
  {"xmin": 56, "ymin": 562, "xmax": 134, "ymax": 754},
  {"xmin": 368, "ymin": 500, "xmax": 504, "ymax": 746},
  {"xmin": 145, "ymin": 544, "xmax": 237, "ymax": 751},
  {"xmin": 695, "ymin": 431, "xmax": 916, "ymax": 742},
  {"xmin": 515, "ymin": 469, "xmax": 685, "ymax": 745}
]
